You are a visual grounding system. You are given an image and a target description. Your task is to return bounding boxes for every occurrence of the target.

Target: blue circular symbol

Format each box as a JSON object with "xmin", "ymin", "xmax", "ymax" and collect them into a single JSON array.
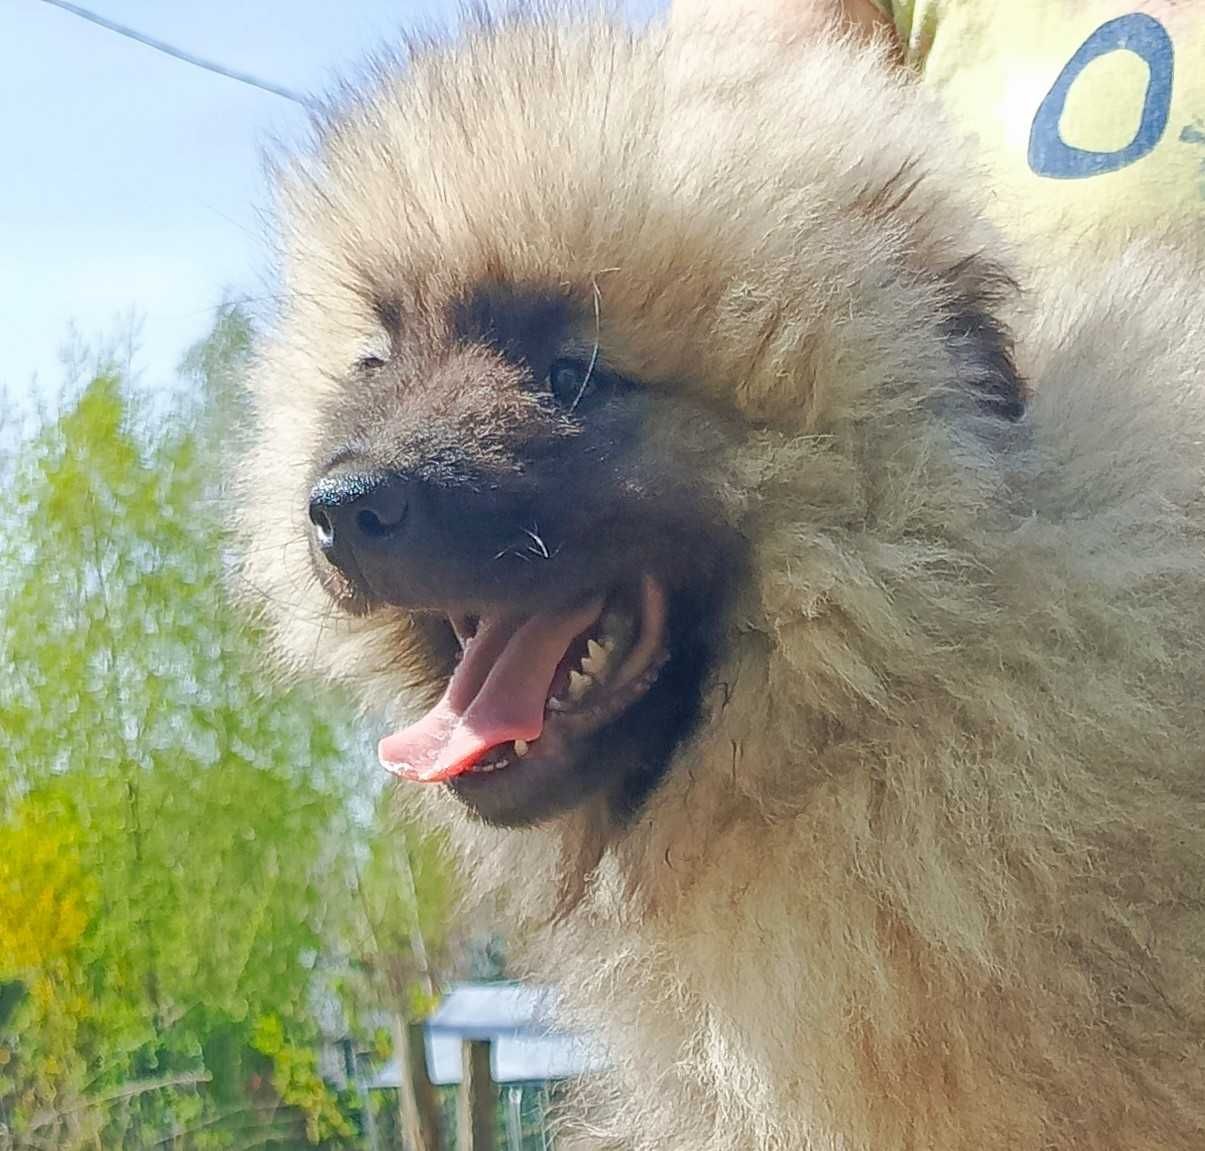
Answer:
[{"xmin": 1029, "ymin": 13, "xmax": 1174, "ymax": 180}]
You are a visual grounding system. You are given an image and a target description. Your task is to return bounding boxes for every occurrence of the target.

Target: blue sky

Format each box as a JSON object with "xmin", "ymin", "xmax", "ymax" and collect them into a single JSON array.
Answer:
[{"xmin": 3, "ymin": 1, "xmax": 663, "ymax": 406}]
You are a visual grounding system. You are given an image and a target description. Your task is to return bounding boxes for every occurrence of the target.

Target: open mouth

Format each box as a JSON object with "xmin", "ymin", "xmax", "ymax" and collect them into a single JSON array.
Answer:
[{"xmin": 378, "ymin": 576, "xmax": 670, "ymax": 784}]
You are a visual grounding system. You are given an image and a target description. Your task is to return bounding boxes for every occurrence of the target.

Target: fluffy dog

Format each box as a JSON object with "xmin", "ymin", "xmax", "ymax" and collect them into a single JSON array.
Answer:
[{"xmin": 237, "ymin": 9, "xmax": 1205, "ymax": 1149}]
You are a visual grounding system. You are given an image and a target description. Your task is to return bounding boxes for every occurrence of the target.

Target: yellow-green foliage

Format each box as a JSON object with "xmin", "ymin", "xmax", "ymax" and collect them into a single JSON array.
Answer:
[
  {"xmin": 0, "ymin": 309, "xmax": 461, "ymax": 1148},
  {"xmin": 0, "ymin": 793, "xmax": 93, "ymax": 978},
  {"xmin": 251, "ymin": 1015, "xmax": 356, "ymax": 1145}
]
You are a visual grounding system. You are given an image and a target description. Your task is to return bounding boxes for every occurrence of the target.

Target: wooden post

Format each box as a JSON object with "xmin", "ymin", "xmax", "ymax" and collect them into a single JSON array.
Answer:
[
  {"xmin": 408, "ymin": 1021, "xmax": 445, "ymax": 1149},
  {"xmin": 457, "ymin": 1038, "xmax": 496, "ymax": 1151},
  {"xmin": 392, "ymin": 1013, "xmax": 444, "ymax": 1151}
]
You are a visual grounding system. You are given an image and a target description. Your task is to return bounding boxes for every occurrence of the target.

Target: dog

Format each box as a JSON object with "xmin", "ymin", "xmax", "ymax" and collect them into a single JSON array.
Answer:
[{"xmin": 236, "ymin": 10, "xmax": 1205, "ymax": 1148}]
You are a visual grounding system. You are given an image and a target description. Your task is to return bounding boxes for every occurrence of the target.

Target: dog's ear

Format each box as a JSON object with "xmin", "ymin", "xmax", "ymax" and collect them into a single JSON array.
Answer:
[
  {"xmin": 855, "ymin": 164, "xmax": 1026, "ymax": 424},
  {"xmin": 941, "ymin": 255, "xmax": 1026, "ymax": 421}
]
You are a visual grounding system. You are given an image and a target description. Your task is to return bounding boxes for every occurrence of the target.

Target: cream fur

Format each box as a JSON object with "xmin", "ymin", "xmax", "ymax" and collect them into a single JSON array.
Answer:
[{"xmin": 237, "ymin": 9, "xmax": 1205, "ymax": 1149}]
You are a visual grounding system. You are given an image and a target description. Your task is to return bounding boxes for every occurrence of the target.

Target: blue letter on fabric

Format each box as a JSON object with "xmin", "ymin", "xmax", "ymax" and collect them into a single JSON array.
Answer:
[{"xmin": 1029, "ymin": 13, "xmax": 1174, "ymax": 179}]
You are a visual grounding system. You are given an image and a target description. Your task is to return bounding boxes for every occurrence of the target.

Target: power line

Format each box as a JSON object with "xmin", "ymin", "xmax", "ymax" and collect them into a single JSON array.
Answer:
[{"xmin": 39, "ymin": 0, "xmax": 317, "ymax": 110}]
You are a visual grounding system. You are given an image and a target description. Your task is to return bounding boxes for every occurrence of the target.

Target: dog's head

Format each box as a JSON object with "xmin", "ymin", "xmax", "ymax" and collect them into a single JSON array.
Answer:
[{"xmin": 238, "ymin": 14, "xmax": 1022, "ymax": 832}]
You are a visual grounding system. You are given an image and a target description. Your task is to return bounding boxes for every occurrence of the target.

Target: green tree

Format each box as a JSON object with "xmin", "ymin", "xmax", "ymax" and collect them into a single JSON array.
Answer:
[
  {"xmin": 0, "ymin": 311, "xmax": 361, "ymax": 1148},
  {"xmin": 0, "ymin": 307, "xmax": 472, "ymax": 1150},
  {"xmin": 336, "ymin": 799, "xmax": 464, "ymax": 1151}
]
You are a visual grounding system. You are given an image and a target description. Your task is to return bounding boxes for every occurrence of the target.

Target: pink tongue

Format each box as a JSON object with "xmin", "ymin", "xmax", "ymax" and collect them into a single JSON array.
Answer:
[{"xmin": 378, "ymin": 599, "xmax": 604, "ymax": 783}]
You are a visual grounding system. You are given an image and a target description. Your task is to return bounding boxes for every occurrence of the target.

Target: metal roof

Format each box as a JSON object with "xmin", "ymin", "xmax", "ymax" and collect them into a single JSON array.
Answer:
[{"xmin": 369, "ymin": 982, "xmax": 609, "ymax": 1087}]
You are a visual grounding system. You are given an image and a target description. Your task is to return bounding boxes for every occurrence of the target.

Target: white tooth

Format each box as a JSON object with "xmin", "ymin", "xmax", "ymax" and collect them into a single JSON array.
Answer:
[
  {"xmin": 547, "ymin": 696, "xmax": 569, "ymax": 712},
  {"xmin": 568, "ymin": 670, "xmax": 593, "ymax": 701},
  {"xmin": 514, "ymin": 739, "xmax": 529, "ymax": 757},
  {"xmin": 582, "ymin": 638, "xmax": 616, "ymax": 679}
]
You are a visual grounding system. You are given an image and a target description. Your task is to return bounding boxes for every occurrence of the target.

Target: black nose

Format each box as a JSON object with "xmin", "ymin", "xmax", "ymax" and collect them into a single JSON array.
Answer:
[{"xmin": 308, "ymin": 471, "xmax": 409, "ymax": 575}]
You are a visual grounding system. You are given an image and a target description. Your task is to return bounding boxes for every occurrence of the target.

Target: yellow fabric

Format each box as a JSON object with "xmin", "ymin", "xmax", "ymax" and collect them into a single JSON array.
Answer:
[{"xmin": 870, "ymin": 0, "xmax": 1205, "ymax": 251}]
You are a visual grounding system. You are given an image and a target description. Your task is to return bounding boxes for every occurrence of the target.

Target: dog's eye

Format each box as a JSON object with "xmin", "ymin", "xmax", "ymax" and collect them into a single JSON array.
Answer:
[
  {"xmin": 354, "ymin": 332, "xmax": 392, "ymax": 374},
  {"xmin": 548, "ymin": 358, "xmax": 591, "ymax": 406},
  {"xmin": 547, "ymin": 358, "xmax": 597, "ymax": 409}
]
